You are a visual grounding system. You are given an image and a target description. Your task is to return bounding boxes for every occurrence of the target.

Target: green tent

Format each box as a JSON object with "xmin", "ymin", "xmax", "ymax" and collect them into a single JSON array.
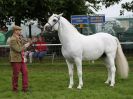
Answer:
[
  {"xmin": 0, "ymin": 32, "xmax": 5, "ymax": 45},
  {"xmin": 0, "ymin": 30, "xmax": 13, "ymax": 45},
  {"xmin": 4, "ymin": 30, "xmax": 13, "ymax": 42}
]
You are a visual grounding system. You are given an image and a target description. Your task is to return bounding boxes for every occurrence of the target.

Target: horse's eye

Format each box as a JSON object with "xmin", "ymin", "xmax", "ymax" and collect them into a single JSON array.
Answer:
[{"xmin": 53, "ymin": 19, "xmax": 57, "ymax": 22}]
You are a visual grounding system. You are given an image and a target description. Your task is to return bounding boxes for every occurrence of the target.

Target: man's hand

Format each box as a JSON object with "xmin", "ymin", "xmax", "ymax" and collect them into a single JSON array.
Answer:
[
  {"xmin": 35, "ymin": 50, "xmax": 38, "ymax": 52},
  {"xmin": 24, "ymin": 42, "xmax": 30, "ymax": 48}
]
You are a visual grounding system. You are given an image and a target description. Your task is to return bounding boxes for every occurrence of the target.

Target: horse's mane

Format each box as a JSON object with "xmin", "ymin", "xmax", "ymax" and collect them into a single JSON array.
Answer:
[{"xmin": 60, "ymin": 16, "xmax": 80, "ymax": 33}]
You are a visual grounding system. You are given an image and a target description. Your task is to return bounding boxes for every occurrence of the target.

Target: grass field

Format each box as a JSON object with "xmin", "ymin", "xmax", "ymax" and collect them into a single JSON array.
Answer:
[{"xmin": 0, "ymin": 57, "xmax": 133, "ymax": 99}]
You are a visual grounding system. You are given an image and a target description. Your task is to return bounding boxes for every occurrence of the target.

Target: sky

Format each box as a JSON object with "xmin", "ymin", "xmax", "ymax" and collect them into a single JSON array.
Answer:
[{"xmin": 97, "ymin": 0, "xmax": 133, "ymax": 18}]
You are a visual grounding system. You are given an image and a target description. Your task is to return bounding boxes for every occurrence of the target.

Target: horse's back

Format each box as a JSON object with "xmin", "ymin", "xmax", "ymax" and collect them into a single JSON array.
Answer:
[
  {"xmin": 81, "ymin": 33, "xmax": 117, "ymax": 60},
  {"xmin": 91, "ymin": 32, "xmax": 114, "ymax": 38},
  {"xmin": 93, "ymin": 32, "xmax": 118, "ymax": 53}
]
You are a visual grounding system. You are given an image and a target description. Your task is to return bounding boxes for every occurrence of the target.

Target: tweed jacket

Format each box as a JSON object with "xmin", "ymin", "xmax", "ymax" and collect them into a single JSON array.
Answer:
[{"xmin": 9, "ymin": 35, "xmax": 25, "ymax": 62}]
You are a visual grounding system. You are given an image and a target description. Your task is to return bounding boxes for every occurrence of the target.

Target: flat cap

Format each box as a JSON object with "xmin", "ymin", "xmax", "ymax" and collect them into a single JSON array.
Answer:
[{"xmin": 13, "ymin": 25, "xmax": 22, "ymax": 31}]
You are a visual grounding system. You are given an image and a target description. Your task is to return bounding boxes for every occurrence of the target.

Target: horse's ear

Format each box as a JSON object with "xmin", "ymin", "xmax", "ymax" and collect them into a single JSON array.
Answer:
[{"xmin": 59, "ymin": 13, "xmax": 63, "ymax": 16}]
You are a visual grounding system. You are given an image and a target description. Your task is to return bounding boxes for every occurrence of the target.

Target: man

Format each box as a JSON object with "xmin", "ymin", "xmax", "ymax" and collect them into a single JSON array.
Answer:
[
  {"xmin": 24, "ymin": 36, "xmax": 37, "ymax": 63},
  {"xmin": 33, "ymin": 36, "xmax": 48, "ymax": 62},
  {"xmin": 9, "ymin": 25, "xmax": 30, "ymax": 92}
]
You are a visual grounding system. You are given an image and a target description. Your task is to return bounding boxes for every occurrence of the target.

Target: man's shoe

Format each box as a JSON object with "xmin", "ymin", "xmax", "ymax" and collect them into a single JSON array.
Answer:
[
  {"xmin": 12, "ymin": 89, "xmax": 18, "ymax": 93},
  {"xmin": 22, "ymin": 89, "xmax": 30, "ymax": 93}
]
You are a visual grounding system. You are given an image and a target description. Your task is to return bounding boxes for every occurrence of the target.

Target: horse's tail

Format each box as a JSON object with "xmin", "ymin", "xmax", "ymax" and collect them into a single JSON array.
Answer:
[{"xmin": 115, "ymin": 38, "xmax": 129, "ymax": 78}]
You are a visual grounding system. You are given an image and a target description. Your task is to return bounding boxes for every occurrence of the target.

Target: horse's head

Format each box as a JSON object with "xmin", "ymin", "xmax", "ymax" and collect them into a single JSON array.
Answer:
[{"xmin": 44, "ymin": 13, "xmax": 63, "ymax": 32}]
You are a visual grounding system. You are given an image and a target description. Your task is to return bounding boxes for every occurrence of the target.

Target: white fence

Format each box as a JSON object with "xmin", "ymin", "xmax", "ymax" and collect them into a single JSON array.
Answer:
[
  {"xmin": 0, "ymin": 42, "xmax": 133, "ymax": 63},
  {"xmin": 0, "ymin": 44, "xmax": 62, "ymax": 47},
  {"xmin": 0, "ymin": 44, "xmax": 64, "ymax": 64},
  {"xmin": 1, "ymin": 42, "xmax": 133, "ymax": 48},
  {"xmin": 120, "ymin": 42, "xmax": 133, "ymax": 45}
]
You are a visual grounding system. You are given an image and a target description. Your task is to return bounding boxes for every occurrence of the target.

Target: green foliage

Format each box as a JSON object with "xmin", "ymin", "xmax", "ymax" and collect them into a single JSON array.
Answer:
[
  {"xmin": 0, "ymin": 0, "xmax": 125, "ymax": 23},
  {"xmin": 122, "ymin": 1, "xmax": 133, "ymax": 12},
  {"xmin": 0, "ymin": 0, "xmax": 132, "ymax": 25},
  {"xmin": 0, "ymin": 0, "xmax": 87, "ymax": 23}
]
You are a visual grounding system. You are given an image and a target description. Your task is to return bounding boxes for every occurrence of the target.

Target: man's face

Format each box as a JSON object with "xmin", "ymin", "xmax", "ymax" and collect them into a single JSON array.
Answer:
[
  {"xmin": 15, "ymin": 30, "xmax": 21, "ymax": 36},
  {"xmin": 38, "ymin": 37, "xmax": 42, "ymax": 41}
]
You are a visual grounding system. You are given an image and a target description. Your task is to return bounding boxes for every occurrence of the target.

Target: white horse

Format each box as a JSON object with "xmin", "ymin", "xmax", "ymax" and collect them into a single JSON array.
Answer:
[{"xmin": 44, "ymin": 13, "xmax": 129, "ymax": 89}]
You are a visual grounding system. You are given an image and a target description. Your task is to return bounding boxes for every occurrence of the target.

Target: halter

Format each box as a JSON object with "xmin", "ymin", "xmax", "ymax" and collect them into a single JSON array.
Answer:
[{"xmin": 46, "ymin": 16, "xmax": 60, "ymax": 31}]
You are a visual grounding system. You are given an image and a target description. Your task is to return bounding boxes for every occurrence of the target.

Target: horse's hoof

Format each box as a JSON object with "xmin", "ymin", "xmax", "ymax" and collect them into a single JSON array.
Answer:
[
  {"xmin": 68, "ymin": 85, "xmax": 73, "ymax": 89},
  {"xmin": 77, "ymin": 86, "xmax": 82, "ymax": 89},
  {"xmin": 105, "ymin": 81, "xmax": 109, "ymax": 84},
  {"xmin": 110, "ymin": 84, "xmax": 115, "ymax": 87}
]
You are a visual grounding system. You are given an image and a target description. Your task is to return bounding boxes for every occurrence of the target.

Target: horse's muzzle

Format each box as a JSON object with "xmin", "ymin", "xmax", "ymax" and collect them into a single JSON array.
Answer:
[{"xmin": 45, "ymin": 25, "xmax": 52, "ymax": 32}]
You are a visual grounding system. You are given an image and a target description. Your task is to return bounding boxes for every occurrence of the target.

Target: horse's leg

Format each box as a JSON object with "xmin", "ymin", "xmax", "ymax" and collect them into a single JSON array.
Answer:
[
  {"xmin": 104, "ymin": 57, "xmax": 111, "ymax": 84},
  {"xmin": 75, "ymin": 58, "xmax": 83, "ymax": 89},
  {"xmin": 106, "ymin": 54, "xmax": 116, "ymax": 86},
  {"xmin": 66, "ymin": 59, "xmax": 74, "ymax": 88}
]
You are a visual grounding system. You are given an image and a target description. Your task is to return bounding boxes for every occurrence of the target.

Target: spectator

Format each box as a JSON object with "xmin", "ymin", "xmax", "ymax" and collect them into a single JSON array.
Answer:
[
  {"xmin": 24, "ymin": 36, "xmax": 37, "ymax": 63},
  {"xmin": 24, "ymin": 46, "xmax": 34, "ymax": 63},
  {"xmin": 33, "ymin": 36, "xmax": 48, "ymax": 62}
]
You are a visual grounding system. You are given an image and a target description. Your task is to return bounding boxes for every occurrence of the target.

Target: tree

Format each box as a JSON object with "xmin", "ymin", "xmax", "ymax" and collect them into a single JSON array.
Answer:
[
  {"xmin": 0, "ymin": 0, "xmax": 132, "ymax": 26},
  {"xmin": 0, "ymin": 0, "xmax": 50, "ymax": 26},
  {"xmin": 122, "ymin": 1, "xmax": 133, "ymax": 12}
]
